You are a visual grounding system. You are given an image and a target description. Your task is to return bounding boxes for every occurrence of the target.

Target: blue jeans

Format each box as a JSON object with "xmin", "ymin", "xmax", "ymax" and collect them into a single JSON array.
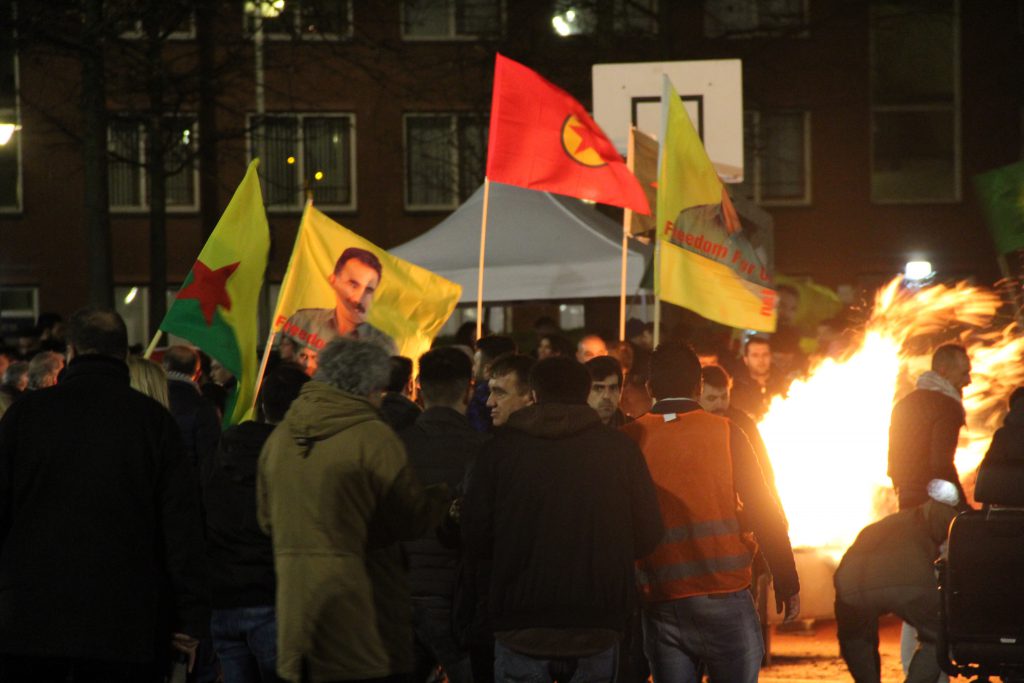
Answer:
[
  {"xmin": 210, "ymin": 605, "xmax": 283, "ymax": 683},
  {"xmin": 641, "ymin": 590, "xmax": 763, "ymax": 683},
  {"xmin": 494, "ymin": 640, "xmax": 616, "ymax": 683}
]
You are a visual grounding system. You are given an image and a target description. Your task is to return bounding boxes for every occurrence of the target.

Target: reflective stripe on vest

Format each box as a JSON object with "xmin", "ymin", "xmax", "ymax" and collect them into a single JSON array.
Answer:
[{"xmin": 624, "ymin": 410, "xmax": 754, "ymax": 601}]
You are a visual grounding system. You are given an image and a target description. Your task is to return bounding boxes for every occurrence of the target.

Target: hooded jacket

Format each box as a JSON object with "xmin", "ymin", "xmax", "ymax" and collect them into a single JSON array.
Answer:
[
  {"xmin": 257, "ymin": 381, "xmax": 449, "ymax": 683},
  {"xmin": 462, "ymin": 402, "xmax": 664, "ymax": 633}
]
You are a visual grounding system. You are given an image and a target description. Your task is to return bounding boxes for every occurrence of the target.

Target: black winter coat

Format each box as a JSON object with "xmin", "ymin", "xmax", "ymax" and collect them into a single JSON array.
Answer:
[
  {"xmin": 888, "ymin": 388, "xmax": 967, "ymax": 510},
  {"xmin": 0, "ymin": 355, "xmax": 209, "ymax": 662},
  {"xmin": 203, "ymin": 421, "xmax": 276, "ymax": 609},
  {"xmin": 400, "ymin": 407, "xmax": 483, "ymax": 599},
  {"xmin": 167, "ymin": 378, "xmax": 221, "ymax": 478},
  {"xmin": 462, "ymin": 403, "xmax": 664, "ymax": 633},
  {"xmin": 983, "ymin": 402, "xmax": 1024, "ymax": 463}
]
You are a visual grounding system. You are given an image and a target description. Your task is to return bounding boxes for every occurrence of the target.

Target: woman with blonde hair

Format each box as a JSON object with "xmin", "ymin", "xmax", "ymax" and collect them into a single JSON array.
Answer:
[{"xmin": 128, "ymin": 355, "xmax": 169, "ymax": 409}]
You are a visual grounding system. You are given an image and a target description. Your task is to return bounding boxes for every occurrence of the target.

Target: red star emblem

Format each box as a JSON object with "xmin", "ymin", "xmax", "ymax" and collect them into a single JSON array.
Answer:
[
  {"xmin": 570, "ymin": 121, "xmax": 601, "ymax": 157},
  {"xmin": 176, "ymin": 260, "xmax": 240, "ymax": 325}
]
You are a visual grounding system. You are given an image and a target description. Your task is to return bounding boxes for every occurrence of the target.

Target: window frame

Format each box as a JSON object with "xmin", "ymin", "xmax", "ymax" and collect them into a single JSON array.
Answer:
[
  {"xmin": 107, "ymin": 116, "xmax": 201, "ymax": 214},
  {"xmin": 0, "ymin": 27, "xmax": 21, "ymax": 213},
  {"xmin": 0, "ymin": 286, "xmax": 38, "ymax": 328},
  {"xmin": 247, "ymin": 111, "xmax": 358, "ymax": 213},
  {"xmin": 743, "ymin": 109, "xmax": 812, "ymax": 207},
  {"xmin": 702, "ymin": 0, "xmax": 809, "ymax": 39},
  {"xmin": 399, "ymin": 0, "xmax": 505, "ymax": 41},
  {"xmin": 244, "ymin": 0, "xmax": 354, "ymax": 41},
  {"xmin": 402, "ymin": 112, "xmax": 486, "ymax": 212},
  {"xmin": 868, "ymin": 0, "xmax": 961, "ymax": 205}
]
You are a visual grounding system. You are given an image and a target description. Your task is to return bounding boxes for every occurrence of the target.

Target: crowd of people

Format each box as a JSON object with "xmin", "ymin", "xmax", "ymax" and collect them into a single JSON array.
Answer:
[{"xmin": 0, "ymin": 299, "xmax": 1002, "ymax": 683}]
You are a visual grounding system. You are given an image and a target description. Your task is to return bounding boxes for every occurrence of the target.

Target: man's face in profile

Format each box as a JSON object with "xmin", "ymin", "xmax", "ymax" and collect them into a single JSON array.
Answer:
[
  {"xmin": 329, "ymin": 258, "xmax": 380, "ymax": 329},
  {"xmin": 297, "ymin": 347, "xmax": 318, "ymax": 377},
  {"xmin": 487, "ymin": 372, "xmax": 532, "ymax": 426}
]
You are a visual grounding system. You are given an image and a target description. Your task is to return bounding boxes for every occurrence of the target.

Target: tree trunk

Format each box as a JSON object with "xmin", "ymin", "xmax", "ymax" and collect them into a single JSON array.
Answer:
[
  {"xmin": 197, "ymin": 0, "xmax": 220, "ymax": 240},
  {"xmin": 81, "ymin": 0, "xmax": 113, "ymax": 308}
]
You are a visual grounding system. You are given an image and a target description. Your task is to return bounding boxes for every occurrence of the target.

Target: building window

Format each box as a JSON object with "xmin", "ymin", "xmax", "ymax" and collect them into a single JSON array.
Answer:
[
  {"xmin": 740, "ymin": 110, "xmax": 811, "ymax": 205},
  {"xmin": 0, "ymin": 7, "xmax": 20, "ymax": 211},
  {"xmin": 0, "ymin": 287, "xmax": 38, "ymax": 338},
  {"xmin": 251, "ymin": 113, "xmax": 356, "ymax": 210},
  {"xmin": 870, "ymin": 0, "xmax": 959, "ymax": 203},
  {"xmin": 401, "ymin": 0, "xmax": 503, "ymax": 40},
  {"xmin": 703, "ymin": 0, "xmax": 807, "ymax": 38},
  {"xmin": 246, "ymin": 0, "xmax": 353, "ymax": 39},
  {"xmin": 405, "ymin": 113, "xmax": 487, "ymax": 210},
  {"xmin": 551, "ymin": 0, "xmax": 658, "ymax": 36},
  {"xmin": 108, "ymin": 117, "xmax": 199, "ymax": 211}
]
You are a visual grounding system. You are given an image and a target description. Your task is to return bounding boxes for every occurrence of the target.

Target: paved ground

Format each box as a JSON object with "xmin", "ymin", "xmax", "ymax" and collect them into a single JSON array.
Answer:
[{"xmin": 760, "ymin": 616, "xmax": 974, "ymax": 682}]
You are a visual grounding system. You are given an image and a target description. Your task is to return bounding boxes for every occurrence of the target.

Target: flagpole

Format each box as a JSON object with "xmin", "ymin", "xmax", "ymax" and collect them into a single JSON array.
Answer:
[
  {"xmin": 143, "ymin": 329, "xmax": 163, "ymax": 359},
  {"xmin": 475, "ymin": 177, "xmax": 492, "ymax": 341},
  {"xmin": 249, "ymin": 329, "xmax": 277, "ymax": 415},
  {"xmin": 620, "ymin": 128, "xmax": 637, "ymax": 342},
  {"xmin": 653, "ymin": 238, "xmax": 662, "ymax": 348}
]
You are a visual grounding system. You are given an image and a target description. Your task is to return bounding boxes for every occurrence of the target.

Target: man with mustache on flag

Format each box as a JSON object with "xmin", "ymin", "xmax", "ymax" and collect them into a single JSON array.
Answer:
[{"xmin": 279, "ymin": 247, "xmax": 396, "ymax": 376}]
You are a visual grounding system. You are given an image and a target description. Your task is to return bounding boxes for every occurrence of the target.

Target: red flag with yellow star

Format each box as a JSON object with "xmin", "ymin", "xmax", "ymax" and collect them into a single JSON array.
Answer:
[
  {"xmin": 485, "ymin": 54, "xmax": 650, "ymax": 214},
  {"xmin": 159, "ymin": 160, "xmax": 270, "ymax": 425}
]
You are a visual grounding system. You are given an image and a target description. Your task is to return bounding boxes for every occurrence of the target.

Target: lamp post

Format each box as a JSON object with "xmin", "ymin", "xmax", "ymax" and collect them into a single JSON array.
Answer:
[{"xmin": 244, "ymin": 1, "xmax": 285, "ymax": 165}]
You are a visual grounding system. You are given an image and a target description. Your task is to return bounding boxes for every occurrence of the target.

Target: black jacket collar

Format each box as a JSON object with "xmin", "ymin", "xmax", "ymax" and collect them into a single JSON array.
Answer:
[
  {"xmin": 63, "ymin": 354, "xmax": 129, "ymax": 384},
  {"xmin": 650, "ymin": 398, "xmax": 702, "ymax": 415}
]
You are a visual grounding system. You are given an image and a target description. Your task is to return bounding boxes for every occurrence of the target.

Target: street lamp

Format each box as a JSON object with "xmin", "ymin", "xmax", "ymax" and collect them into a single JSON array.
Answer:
[{"xmin": 0, "ymin": 123, "xmax": 20, "ymax": 146}]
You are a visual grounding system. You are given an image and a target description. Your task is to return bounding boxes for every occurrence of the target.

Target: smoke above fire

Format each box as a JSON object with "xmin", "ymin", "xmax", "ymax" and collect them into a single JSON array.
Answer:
[{"xmin": 758, "ymin": 277, "xmax": 1024, "ymax": 556}]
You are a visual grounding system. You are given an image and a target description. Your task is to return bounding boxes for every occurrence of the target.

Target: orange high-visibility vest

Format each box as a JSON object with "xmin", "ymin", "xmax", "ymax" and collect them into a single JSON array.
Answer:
[{"xmin": 623, "ymin": 409, "xmax": 754, "ymax": 602}]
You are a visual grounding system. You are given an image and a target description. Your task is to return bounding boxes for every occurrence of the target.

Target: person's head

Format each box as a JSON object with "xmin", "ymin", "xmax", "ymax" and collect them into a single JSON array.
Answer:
[
  {"xmin": 474, "ymin": 335, "xmax": 516, "ymax": 380},
  {"xmin": 699, "ymin": 365, "xmax": 733, "ymax": 415},
  {"xmin": 743, "ymin": 336, "xmax": 772, "ymax": 378},
  {"xmin": 2, "ymin": 361, "xmax": 29, "ymax": 392},
  {"xmin": 626, "ymin": 318, "xmax": 654, "ymax": 351},
  {"xmin": 328, "ymin": 247, "xmax": 382, "ymax": 331},
  {"xmin": 163, "ymin": 345, "xmax": 202, "ymax": 381},
  {"xmin": 530, "ymin": 357, "xmax": 591, "ymax": 405},
  {"xmin": 932, "ymin": 343, "xmax": 971, "ymax": 392},
  {"xmin": 607, "ymin": 340, "xmax": 634, "ymax": 373},
  {"xmin": 532, "ymin": 315, "xmax": 561, "ymax": 337},
  {"xmin": 537, "ymin": 333, "xmax": 574, "ymax": 360},
  {"xmin": 576, "ymin": 334, "xmax": 608, "ymax": 364},
  {"xmin": 454, "ymin": 321, "xmax": 480, "ymax": 349},
  {"xmin": 128, "ymin": 356, "xmax": 169, "ymax": 408},
  {"xmin": 67, "ymin": 307, "xmax": 128, "ymax": 360},
  {"xmin": 27, "ymin": 351, "xmax": 64, "ymax": 390},
  {"xmin": 209, "ymin": 358, "xmax": 234, "ymax": 386},
  {"xmin": 314, "ymin": 338, "xmax": 391, "ymax": 403},
  {"xmin": 771, "ymin": 327, "xmax": 802, "ymax": 374},
  {"xmin": 386, "ymin": 356, "xmax": 414, "ymax": 397},
  {"xmin": 585, "ymin": 355, "xmax": 623, "ymax": 423},
  {"xmin": 259, "ymin": 362, "xmax": 310, "ymax": 423},
  {"xmin": 692, "ymin": 340, "xmax": 720, "ymax": 368},
  {"xmin": 486, "ymin": 353, "xmax": 535, "ymax": 426},
  {"xmin": 777, "ymin": 284, "xmax": 800, "ymax": 327},
  {"xmin": 279, "ymin": 335, "xmax": 298, "ymax": 362},
  {"xmin": 648, "ymin": 343, "xmax": 703, "ymax": 401},
  {"xmin": 1008, "ymin": 386, "xmax": 1024, "ymax": 413},
  {"xmin": 418, "ymin": 346, "xmax": 474, "ymax": 411}
]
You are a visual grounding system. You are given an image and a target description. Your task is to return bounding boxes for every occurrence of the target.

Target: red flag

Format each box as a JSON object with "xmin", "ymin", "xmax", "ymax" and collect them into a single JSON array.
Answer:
[{"xmin": 486, "ymin": 54, "xmax": 651, "ymax": 215}]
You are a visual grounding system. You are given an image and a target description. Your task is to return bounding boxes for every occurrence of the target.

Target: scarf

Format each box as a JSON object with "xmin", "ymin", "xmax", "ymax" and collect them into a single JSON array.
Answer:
[{"xmin": 916, "ymin": 370, "xmax": 962, "ymax": 405}]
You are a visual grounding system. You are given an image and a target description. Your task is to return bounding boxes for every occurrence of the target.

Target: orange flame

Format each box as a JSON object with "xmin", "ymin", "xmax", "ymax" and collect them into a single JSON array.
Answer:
[{"xmin": 759, "ymin": 277, "xmax": 1024, "ymax": 558}]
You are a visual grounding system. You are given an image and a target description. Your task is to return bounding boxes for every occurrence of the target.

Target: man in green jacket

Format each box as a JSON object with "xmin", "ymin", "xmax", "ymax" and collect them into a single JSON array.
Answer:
[{"xmin": 258, "ymin": 338, "xmax": 449, "ymax": 683}]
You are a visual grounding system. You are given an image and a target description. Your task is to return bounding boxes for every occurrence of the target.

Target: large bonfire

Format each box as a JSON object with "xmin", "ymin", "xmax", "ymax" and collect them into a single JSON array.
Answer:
[{"xmin": 759, "ymin": 277, "xmax": 1024, "ymax": 559}]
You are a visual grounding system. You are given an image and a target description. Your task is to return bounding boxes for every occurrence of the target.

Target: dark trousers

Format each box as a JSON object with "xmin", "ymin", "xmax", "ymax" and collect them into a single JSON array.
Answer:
[
  {"xmin": 835, "ymin": 586, "xmax": 940, "ymax": 683},
  {"xmin": 0, "ymin": 654, "xmax": 160, "ymax": 683}
]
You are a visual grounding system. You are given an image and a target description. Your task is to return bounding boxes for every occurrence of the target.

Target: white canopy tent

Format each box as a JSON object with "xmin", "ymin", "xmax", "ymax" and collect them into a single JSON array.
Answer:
[{"xmin": 390, "ymin": 182, "xmax": 652, "ymax": 304}]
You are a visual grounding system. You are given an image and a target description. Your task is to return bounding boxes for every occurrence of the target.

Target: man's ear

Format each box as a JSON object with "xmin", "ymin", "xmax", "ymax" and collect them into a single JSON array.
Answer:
[{"xmin": 529, "ymin": 390, "xmax": 538, "ymax": 405}]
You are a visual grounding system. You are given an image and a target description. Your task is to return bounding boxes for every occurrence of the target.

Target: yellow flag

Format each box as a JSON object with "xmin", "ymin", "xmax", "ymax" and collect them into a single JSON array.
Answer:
[
  {"xmin": 656, "ymin": 76, "xmax": 776, "ymax": 332},
  {"xmin": 271, "ymin": 204, "xmax": 461, "ymax": 365}
]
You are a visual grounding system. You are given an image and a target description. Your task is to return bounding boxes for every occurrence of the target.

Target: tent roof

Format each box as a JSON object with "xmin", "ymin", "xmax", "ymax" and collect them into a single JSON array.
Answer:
[{"xmin": 390, "ymin": 182, "xmax": 651, "ymax": 304}]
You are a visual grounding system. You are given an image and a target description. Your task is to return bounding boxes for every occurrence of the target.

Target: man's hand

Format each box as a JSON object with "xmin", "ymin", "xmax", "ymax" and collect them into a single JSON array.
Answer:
[
  {"xmin": 775, "ymin": 592, "xmax": 801, "ymax": 624},
  {"xmin": 171, "ymin": 633, "xmax": 200, "ymax": 673}
]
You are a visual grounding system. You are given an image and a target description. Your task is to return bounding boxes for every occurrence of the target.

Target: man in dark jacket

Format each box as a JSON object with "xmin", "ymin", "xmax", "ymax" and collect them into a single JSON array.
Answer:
[
  {"xmin": 888, "ymin": 344, "xmax": 972, "ymax": 510},
  {"xmin": 0, "ymin": 308, "xmax": 209, "ymax": 682},
  {"xmin": 163, "ymin": 344, "xmax": 222, "ymax": 479},
  {"xmin": 381, "ymin": 355, "xmax": 422, "ymax": 432},
  {"xmin": 400, "ymin": 347, "xmax": 486, "ymax": 683},
  {"xmin": 834, "ymin": 482, "xmax": 960, "ymax": 683},
  {"xmin": 462, "ymin": 357, "xmax": 664, "ymax": 683},
  {"xmin": 467, "ymin": 336, "xmax": 516, "ymax": 433},
  {"xmin": 204, "ymin": 363, "xmax": 309, "ymax": 683},
  {"xmin": 981, "ymin": 387, "xmax": 1024, "ymax": 463}
]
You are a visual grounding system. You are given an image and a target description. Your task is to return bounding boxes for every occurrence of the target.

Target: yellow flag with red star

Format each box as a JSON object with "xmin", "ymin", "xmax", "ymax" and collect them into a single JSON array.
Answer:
[{"xmin": 159, "ymin": 160, "xmax": 270, "ymax": 426}]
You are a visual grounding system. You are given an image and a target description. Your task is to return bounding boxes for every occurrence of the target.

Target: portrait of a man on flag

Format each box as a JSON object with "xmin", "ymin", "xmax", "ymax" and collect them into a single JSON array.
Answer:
[{"xmin": 278, "ymin": 246, "xmax": 396, "ymax": 375}]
